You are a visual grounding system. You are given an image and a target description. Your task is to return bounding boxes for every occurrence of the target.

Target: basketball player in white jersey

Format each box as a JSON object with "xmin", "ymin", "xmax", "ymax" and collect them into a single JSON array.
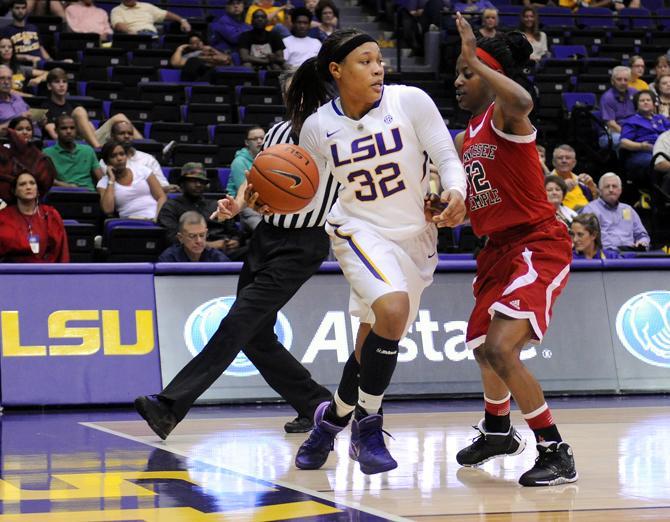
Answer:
[{"xmin": 288, "ymin": 29, "xmax": 468, "ymax": 474}]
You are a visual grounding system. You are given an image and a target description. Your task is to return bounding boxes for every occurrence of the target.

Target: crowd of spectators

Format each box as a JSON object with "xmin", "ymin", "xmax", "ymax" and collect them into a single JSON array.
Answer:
[{"xmin": 0, "ymin": 0, "xmax": 668, "ymax": 265}]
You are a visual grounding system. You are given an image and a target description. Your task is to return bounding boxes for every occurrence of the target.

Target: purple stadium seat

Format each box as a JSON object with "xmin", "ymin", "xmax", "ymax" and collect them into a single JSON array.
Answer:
[
  {"xmin": 538, "ymin": 6, "xmax": 574, "ymax": 27},
  {"xmin": 575, "ymin": 7, "xmax": 615, "ymax": 28},
  {"xmin": 551, "ymin": 44, "xmax": 588, "ymax": 59},
  {"xmin": 562, "ymin": 92, "xmax": 597, "ymax": 113},
  {"xmin": 159, "ymin": 69, "xmax": 182, "ymax": 83},
  {"xmin": 618, "ymin": 7, "xmax": 653, "ymax": 28},
  {"xmin": 655, "ymin": 8, "xmax": 670, "ymax": 29}
]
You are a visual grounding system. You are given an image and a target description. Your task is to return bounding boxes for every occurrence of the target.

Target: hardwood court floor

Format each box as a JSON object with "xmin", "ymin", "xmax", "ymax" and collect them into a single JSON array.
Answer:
[{"xmin": 89, "ymin": 401, "xmax": 670, "ymax": 521}]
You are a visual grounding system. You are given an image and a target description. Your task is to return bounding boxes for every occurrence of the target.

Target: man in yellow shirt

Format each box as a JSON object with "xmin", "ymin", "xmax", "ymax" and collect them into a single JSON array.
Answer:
[
  {"xmin": 245, "ymin": 0, "xmax": 291, "ymax": 37},
  {"xmin": 550, "ymin": 144, "xmax": 600, "ymax": 210}
]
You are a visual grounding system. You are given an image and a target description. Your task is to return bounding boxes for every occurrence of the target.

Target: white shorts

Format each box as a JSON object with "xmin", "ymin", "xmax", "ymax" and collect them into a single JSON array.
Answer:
[{"xmin": 325, "ymin": 218, "xmax": 438, "ymax": 336}]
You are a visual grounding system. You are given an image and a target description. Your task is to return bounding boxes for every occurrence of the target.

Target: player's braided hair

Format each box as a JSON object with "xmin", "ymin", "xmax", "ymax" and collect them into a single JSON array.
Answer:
[
  {"xmin": 477, "ymin": 32, "xmax": 531, "ymax": 85},
  {"xmin": 286, "ymin": 28, "xmax": 371, "ymax": 133}
]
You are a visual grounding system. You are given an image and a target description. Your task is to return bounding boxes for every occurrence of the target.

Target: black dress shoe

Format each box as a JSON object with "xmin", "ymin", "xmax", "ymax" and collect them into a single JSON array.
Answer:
[
  {"xmin": 134, "ymin": 395, "xmax": 178, "ymax": 440},
  {"xmin": 284, "ymin": 416, "xmax": 313, "ymax": 433}
]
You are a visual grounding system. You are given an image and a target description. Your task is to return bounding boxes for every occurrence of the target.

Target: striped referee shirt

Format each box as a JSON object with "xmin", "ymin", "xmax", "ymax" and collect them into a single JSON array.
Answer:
[{"xmin": 261, "ymin": 120, "xmax": 339, "ymax": 229}]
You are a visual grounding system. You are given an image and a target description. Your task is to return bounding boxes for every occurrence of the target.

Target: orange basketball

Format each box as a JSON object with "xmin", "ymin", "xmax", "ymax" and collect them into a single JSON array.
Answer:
[{"xmin": 248, "ymin": 144, "xmax": 320, "ymax": 214}]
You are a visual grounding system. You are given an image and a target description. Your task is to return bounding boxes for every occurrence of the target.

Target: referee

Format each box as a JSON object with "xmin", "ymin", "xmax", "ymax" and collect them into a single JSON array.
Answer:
[{"xmin": 135, "ymin": 71, "xmax": 339, "ymax": 439}]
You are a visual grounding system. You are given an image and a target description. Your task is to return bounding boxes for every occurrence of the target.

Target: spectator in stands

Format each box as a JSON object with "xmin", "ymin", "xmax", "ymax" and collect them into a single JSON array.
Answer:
[
  {"xmin": 570, "ymin": 213, "xmax": 621, "ymax": 259},
  {"xmin": 158, "ymin": 211, "xmax": 230, "ymax": 262},
  {"xmin": 536, "ymin": 144, "xmax": 551, "ymax": 175},
  {"xmin": 652, "ymin": 56, "xmax": 670, "ymax": 88},
  {"xmin": 170, "ymin": 32, "xmax": 232, "ymax": 81},
  {"xmin": 99, "ymin": 119, "xmax": 176, "ymax": 192},
  {"xmin": 310, "ymin": 0, "xmax": 338, "ymax": 42},
  {"xmin": 611, "ymin": 0, "xmax": 640, "ymax": 11},
  {"xmin": 523, "ymin": 0, "xmax": 556, "ymax": 8},
  {"xmin": 620, "ymin": 89, "xmax": 670, "ymax": 189},
  {"xmin": 477, "ymin": 8, "xmax": 498, "ymax": 38},
  {"xmin": 41, "ymin": 68, "xmax": 142, "ymax": 149},
  {"xmin": 210, "ymin": 0, "xmax": 250, "ymax": 52},
  {"xmin": 0, "ymin": 117, "xmax": 56, "ymax": 202},
  {"xmin": 545, "ymin": 175, "xmax": 577, "ymax": 225},
  {"xmin": 228, "ymin": 126, "xmax": 265, "ymax": 234},
  {"xmin": 654, "ymin": 74, "xmax": 670, "ymax": 118},
  {"xmin": 43, "ymin": 114, "xmax": 102, "ymax": 190},
  {"xmin": 97, "ymin": 140, "xmax": 166, "ymax": 220},
  {"xmin": 454, "ymin": 0, "xmax": 495, "ymax": 14},
  {"xmin": 0, "ymin": 170, "xmax": 69, "ymax": 262},
  {"xmin": 580, "ymin": 172, "xmax": 650, "ymax": 251},
  {"xmin": 653, "ymin": 129, "xmax": 670, "ymax": 195},
  {"xmin": 628, "ymin": 56, "xmax": 649, "ymax": 91},
  {"xmin": 0, "ymin": 36, "xmax": 46, "ymax": 94},
  {"xmin": 559, "ymin": 0, "xmax": 614, "ymax": 10},
  {"xmin": 238, "ymin": 10, "xmax": 286, "ymax": 71},
  {"xmin": 2, "ymin": 0, "xmax": 53, "ymax": 66},
  {"xmin": 550, "ymin": 144, "xmax": 599, "ymax": 210},
  {"xmin": 158, "ymin": 163, "xmax": 245, "ymax": 260},
  {"xmin": 600, "ymin": 66, "xmax": 636, "ymax": 150},
  {"xmin": 25, "ymin": 0, "xmax": 71, "ymax": 18},
  {"xmin": 283, "ymin": 8, "xmax": 321, "ymax": 69},
  {"xmin": 111, "ymin": 0, "xmax": 192, "ymax": 35},
  {"xmin": 7, "ymin": 113, "xmax": 31, "ymax": 141},
  {"xmin": 519, "ymin": 7, "xmax": 548, "ymax": 63},
  {"xmin": 0, "ymin": 64, "xmax": 31, "ymax": 132},
  {"xmin": 65, "ymin": 0, "xmax": 113, "ymax": 42},
  {"xmin": 245, "ymin": 0, "xmax": 291, "ymax": 38}
]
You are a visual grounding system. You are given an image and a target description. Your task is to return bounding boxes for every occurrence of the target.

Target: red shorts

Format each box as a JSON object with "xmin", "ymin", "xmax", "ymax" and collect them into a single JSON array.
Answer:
[{"xmin": 466, "ymin": 219, "xmax": 572, "ymax": 349}]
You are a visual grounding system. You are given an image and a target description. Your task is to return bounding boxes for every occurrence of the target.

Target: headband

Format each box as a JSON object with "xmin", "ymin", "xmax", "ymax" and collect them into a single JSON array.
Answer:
[
  {"xmin": 331, "ymin": 33, "xmax": 377, "ymax": 64},
  {"xmin": 476, "ymin": 48, "xmax": 504, "ymax": 74}
]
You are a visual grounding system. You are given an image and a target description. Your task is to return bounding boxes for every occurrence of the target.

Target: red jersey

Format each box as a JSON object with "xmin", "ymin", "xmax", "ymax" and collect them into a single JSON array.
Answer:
[{"xmin": 461, "ymin": 103, "xmax": 555, "ymax": 238}]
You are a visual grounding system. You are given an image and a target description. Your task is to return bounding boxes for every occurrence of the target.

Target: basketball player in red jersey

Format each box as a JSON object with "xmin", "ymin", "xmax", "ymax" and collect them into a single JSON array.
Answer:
[{"xmin": 452, "ymin": 12, "xmax": 577, "ymax": 486}]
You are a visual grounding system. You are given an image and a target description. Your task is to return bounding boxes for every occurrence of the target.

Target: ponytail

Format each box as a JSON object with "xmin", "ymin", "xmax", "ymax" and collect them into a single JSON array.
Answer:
[{"xmin": 286, "ymin": 57, "xmax": 331, "ymax": 134}]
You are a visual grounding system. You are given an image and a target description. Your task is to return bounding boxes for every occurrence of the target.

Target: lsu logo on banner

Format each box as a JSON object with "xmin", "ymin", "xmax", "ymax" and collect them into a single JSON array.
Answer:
[
  {"xmin": 1, "ymin": 310, "xmax": 155, "ymax": 356},
  {"xmin": 616, "ymin": 291, "xmax": 670, "ymax": 368},
  {"xmin": 184, "ymin": 297, "xmax": 293, "ymax": 377}
]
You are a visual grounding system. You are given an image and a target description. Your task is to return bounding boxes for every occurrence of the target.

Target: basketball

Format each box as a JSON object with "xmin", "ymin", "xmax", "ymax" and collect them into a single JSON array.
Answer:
[{"xmin": 248, "ymin": 144, "xmax": 320, "ymax": 214}]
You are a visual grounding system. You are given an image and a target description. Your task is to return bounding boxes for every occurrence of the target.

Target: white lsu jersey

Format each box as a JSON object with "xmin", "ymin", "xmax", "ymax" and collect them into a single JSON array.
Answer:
[{"xmin": 299, "ymin": 84, "xmax": 466, "ymax": 241}]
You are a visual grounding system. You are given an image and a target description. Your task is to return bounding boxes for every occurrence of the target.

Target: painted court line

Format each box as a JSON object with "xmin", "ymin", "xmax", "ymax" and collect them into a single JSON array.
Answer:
[{"xmin": 81, "ymin": 421, "xmax": 411, "ymax": 522}]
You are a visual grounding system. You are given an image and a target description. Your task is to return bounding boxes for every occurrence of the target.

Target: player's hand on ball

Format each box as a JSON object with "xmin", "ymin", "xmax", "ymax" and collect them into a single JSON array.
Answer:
[
  {"xmin": 432, "ymin": 189, "xmax": 466, "ymax": 228},
  {"xmin": 210, "ymin": 195, "xmax": 240, "ymax": 221},
  {"xmin": 424, "ymin": 193, "xmax": 446, "ymax": 223},
  {"xmin": 244, "ymin": 181, "xmax": 273, "ymax": 215}
]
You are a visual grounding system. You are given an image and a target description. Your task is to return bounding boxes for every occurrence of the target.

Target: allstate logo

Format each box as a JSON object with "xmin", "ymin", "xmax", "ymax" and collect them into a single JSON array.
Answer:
[
  {"xmin": 616, "ymin": 291, "xmax": 670, "ymax": 368},
  {"xmin": 184, "ymin": 296, "xmax": 293, "ymax": 377}
]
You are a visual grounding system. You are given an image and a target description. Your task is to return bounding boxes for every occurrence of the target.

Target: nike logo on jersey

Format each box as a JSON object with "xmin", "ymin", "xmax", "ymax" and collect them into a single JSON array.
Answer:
[
  {"xmin": 468, "ymin": 118, "xmax": 486, "ymax": 138},
  {"xmin": 326, "ymin": 129, "xmax": 341, "ymax": 138},
  {"xmin": 428, "ymin": 251, "xmax": 437, "ymax": 258},
  {"xmin": 269, "ymin": 169, "xmax": 303, "ymax": 188}
]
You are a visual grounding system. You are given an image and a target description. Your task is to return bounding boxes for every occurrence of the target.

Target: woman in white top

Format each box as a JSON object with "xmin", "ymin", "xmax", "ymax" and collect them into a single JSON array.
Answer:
[
  {"xmin": 289, "ymin": 29, "xmax": 466, "ymax": 475},
  {"xmin": 545, "ymin": 175, "xmax": 576, "ymax": 225},
  {"xmin": 97, "ymin": 141, "xmax": 166, "ymax": 220},
  {"xmin": 519, "ymin": 7, "xmax": 548, "ymax": 63}
]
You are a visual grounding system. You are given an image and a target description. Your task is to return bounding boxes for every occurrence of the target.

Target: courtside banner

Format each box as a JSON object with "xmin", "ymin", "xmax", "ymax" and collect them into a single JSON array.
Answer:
[
  {"xmin": 603, "ymin": 269, "xmax": 670, "ymax": 390},
  {"xmin": 155, "ymin": 268, "xmax": 618, "ymax": 401},
  {"xmin": 0, "ymin": 265, "xmax": 161, "ymax": 405}
]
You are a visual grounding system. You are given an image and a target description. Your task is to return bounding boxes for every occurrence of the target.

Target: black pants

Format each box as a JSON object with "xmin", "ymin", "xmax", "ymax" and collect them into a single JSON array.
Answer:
[{"xmin": 160, "ymin": 221, "xmax": 332, "ymax": 422}]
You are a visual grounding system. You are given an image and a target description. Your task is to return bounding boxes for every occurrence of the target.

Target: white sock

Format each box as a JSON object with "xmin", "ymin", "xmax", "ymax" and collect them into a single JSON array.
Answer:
[
  {"xmin": 333, "ymin": 390, "xmax": 355, "ymax": 418},
  {"xmin": 358, "ymin": 388, "xmax": 383, "ymax": 415}
]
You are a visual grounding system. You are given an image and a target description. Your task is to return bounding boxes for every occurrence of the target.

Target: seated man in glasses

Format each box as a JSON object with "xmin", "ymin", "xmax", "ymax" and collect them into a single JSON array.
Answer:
[{"xmin": 158, "ymin": 162, "xmax": 245, "ymax": 261}]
